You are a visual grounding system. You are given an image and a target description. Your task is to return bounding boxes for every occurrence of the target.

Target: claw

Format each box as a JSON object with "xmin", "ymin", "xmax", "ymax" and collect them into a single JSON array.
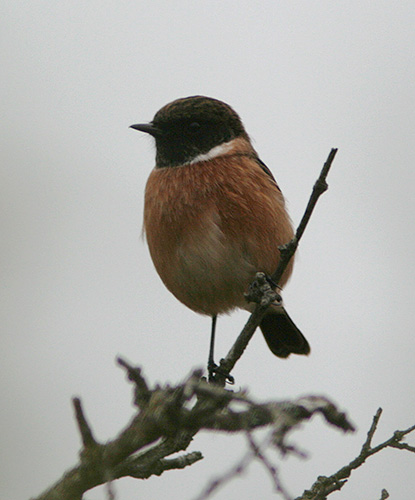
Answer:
[{"xmin": 208, "ymin": 362, "xmax": 235, "ymax": 385}]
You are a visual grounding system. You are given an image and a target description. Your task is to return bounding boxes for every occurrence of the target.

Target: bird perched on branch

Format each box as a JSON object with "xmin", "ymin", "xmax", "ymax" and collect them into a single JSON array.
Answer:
[{"xmin": 131, "ymin": 96, "xmax": 310, "ymax": 378}]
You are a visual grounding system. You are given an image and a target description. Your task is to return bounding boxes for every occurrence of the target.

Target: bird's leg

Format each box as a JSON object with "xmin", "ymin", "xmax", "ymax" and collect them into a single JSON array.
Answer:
[
  {"xmin": 207, "ymin": 315, "xmax": 234, "ymax": 384},
  {"xmin": 207, "ymin": 315, "xmax": 217, "ymax": 380}
]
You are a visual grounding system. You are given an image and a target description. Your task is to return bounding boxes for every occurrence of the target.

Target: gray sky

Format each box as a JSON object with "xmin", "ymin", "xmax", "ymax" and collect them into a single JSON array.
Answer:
[{"xmin": 2, "ymin": 2, "xmax": 415, "ymax": 499}]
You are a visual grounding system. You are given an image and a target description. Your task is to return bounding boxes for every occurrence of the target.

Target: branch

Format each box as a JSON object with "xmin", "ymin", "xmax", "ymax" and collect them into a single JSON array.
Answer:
[
  {"xmin": 213, "ymin": 148, "xmax": 338, "ymax": 385},
  {"xmin": 193, "ymin": 430, "xmax": 292, "ymax": 500},
  {"xmin": 31, "ymin": 361, "xmax": 353, "ymax": 500},
  {"xmin": 114, "ymin": 450, "xmax": 203, "ymax": 480},
  {"xmin": 295, "ymin": 408, "xmax": 415, "ymax": 500},
  {"xmin": 272, "ymin": 147, "xmax": 338, "ymax": 284},
  {"xmin": 246, "ymin": 431, "xmax": 292, "ymax": 500},
  {"xmin": 73, "ymin": 397, "xmax": 97, "ymax": 448}
]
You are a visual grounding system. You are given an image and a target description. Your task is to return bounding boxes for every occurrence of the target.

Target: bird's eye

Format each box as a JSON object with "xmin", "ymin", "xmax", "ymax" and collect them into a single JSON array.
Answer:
[{"xmin": 189, "ymin": 121, "xmax": 201, "ymax": 133}]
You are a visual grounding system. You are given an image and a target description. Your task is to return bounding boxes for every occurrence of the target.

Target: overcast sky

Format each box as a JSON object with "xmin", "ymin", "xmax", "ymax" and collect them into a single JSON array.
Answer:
[{"xmin": 2, "ymin": 2, "xmax": 415, "ymax": 499}]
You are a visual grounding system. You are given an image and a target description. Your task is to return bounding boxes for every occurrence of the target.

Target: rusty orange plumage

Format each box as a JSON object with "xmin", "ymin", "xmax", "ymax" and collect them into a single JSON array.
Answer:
[{"xmin": 131, "ymin": 96, "xmax": 309, "ymax": 376}]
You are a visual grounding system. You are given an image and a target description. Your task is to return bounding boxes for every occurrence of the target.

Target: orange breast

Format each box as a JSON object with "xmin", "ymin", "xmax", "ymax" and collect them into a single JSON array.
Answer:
[{"xmin": 143, "ymin": 154, "xmax": 294, "ymax": 316}]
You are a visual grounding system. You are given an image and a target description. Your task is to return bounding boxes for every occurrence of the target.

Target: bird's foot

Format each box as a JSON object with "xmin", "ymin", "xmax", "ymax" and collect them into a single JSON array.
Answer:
[
  {"xmin": 208, "ymin": 360, "xmax": 235, "ymax": 385},
  {"xmin": 245, "ymin": 272, "xmax": 282, "ymax": 306}
]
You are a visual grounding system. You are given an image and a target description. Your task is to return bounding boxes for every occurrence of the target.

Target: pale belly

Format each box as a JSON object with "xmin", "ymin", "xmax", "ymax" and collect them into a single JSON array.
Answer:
[{"xmin": 168, "ymin": 216, "xmax": 256, "ymax": 315}]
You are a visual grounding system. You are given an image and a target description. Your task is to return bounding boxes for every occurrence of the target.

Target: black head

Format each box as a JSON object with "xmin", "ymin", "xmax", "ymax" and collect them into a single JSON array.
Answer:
[{"xmin": 131, "ymin": 96, "xmax": 249, "ymax": 167}]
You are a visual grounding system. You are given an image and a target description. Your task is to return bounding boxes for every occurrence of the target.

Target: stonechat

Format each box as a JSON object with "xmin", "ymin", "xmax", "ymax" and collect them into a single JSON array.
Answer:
[{"xmin": 131, "ymin": 96, "xmax": 310, "ymax": 376}]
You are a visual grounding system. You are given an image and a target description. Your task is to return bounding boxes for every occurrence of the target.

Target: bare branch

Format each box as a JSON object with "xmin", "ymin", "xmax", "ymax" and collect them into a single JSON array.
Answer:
[
  {"xmin": 213, "ymin": 148, "xmax": 338, "ymax": 385},
  {"xmin": 117, "ymin": 357, "xmax": 151, "ymax": 410},
  {"xmin": 361, "ymin": 407, "xmax": 382, "ymax": 453},
  {"xmin": 192, "ymin": 443, "xmax": 253, "ymax": 500},
  {"xmin": 246, "ymin": 431, "xmax": 291, "ymax": 500},
  {"xmin": 31, "ymin": 365, "xmax": 353, "ymax": 500},
  {"xmin": 72, "ymin": 397, "xmax": 97, "ymax": 448},
  {"xmin": 32, "ymin": 364, "xmax": 414, "ymax": 500},
  {"xmin": 295, "ymin": 408, "xmax": 415, "ymax": 500},
  {"xmin": 115, "ymin": 450, "xmax": 203, "ymax": 480},
  {"xmin": 272, "ymin": 147, "xmax": 337, "ymax": 285},
  {"xmin": 105, "ymin": 480, "xmax": 116, "ymax": 500}
]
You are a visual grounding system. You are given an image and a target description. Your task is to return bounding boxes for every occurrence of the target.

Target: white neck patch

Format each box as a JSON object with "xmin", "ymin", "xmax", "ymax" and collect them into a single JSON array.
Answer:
[{"xmin": 188, "ymin": 140, "xmax": 235, "ymax": 165}]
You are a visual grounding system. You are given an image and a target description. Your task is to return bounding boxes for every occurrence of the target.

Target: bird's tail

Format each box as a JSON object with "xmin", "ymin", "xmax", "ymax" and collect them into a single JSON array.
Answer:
[{"xmin": 260, "ymin": 305, "xmax": 310, "ymax": 358}]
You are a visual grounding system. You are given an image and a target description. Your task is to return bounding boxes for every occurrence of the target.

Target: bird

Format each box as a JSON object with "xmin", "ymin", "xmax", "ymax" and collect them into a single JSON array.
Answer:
[{"xmin": 130, "ymin": 95, "xmax": 310, "ymax": 379}]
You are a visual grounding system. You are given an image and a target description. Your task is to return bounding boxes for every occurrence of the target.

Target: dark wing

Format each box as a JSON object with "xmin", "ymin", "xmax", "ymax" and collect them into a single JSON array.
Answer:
[{"xmin": 255, "ymin": 157, "xmax": 281, "ymax": 192}]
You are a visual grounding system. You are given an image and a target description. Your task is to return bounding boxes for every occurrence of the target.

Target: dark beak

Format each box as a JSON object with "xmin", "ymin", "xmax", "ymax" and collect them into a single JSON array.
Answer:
[{"xmin": 130, "ymin": 123, "xmax": 162, "ymax": 137}]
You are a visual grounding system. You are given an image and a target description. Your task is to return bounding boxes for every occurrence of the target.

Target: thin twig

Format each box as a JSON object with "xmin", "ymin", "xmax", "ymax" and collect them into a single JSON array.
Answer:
[
  {"xmin": 105, "ymin": 480, "xmax": 116, "ymax": 500},
  {"xmin": 192, "ymin": 445, "xmax": 253, "ymax": 500},
  {"xmin": 295, "ymin": 408, "xmax": 415, "ymax": 500},
  {"xmin": 215, "ymin": 148, "xmax": 338, "ymax": 385},
  {"xmin": 246, "ymin": 431, "xmax": 291, "ymax": 500},
  {"xmin": 194, "ymin": 430, "xmax": 292, "ymax": 500},
  {"xmin": 272, "ymin": 147, "xmax": 338, "ymax": 284},
  {"xmin": 361, "ymin": 407, "xmax": 383, "ymax": 453},
  {"xmin": 117, "ymin": 357, "xmax": 151, "ymax": 409},
  {"xmin": 72, "ymin": 397, "xmax": 97, "ymax": 448}
]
